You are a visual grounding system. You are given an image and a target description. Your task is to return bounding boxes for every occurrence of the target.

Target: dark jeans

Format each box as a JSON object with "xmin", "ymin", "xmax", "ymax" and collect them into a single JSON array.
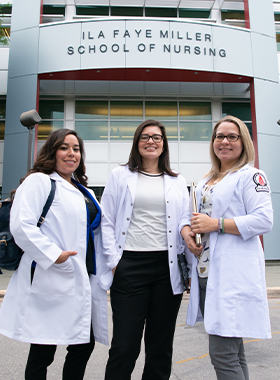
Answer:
[
  {"xmin": 25, "ymin": 327, "xmax": 95, "ymax": 380},
  {"xmin": 105, "ymin": 250, "xmax": 182, "ymax": 380}
]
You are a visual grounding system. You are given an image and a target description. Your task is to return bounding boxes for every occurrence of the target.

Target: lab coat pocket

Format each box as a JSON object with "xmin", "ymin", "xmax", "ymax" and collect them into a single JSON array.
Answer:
[
  {"xmin": 219, "ymin": 249, "xmax": 263, "ymax": 301},
  {"xmin": 32, "ymin": 259, "xmax": 75, "ymax": 296}
]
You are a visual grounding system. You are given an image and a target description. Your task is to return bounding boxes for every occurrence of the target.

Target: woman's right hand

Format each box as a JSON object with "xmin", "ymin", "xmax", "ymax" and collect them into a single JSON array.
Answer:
[
  {"xmin": 112, "ymin": 266, "xmax": 117, "ymax": 275},
  {"xmin": 55, "ymin": 251, "xmax": 78, "ymax": 264},
  {"xmin": 181, "ymin": 225, "xmax": 203, "ymax": 256}
]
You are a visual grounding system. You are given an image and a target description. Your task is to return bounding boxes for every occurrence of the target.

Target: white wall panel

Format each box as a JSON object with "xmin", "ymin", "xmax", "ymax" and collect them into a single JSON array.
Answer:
[
  {"xmin": 84, "ymin": 142, "xmax": 109, "ymax": 162},
  {"xmin": 169, "ymin": 142, "xmax": 179, "ymax": 162},
  {"xmin": 180, "ymin": 163, "xmax": 212, "ymax": 185},
  {"xmin": 0, "ymin": 47, "xmax": 9, "ymax": 69},
  {"xmin": 212, "ymin": 25, "xmax": 253, "ymax": 76},
  {"xmin": 86, "ymin": 163, "xmax": 109, "ymax": 186},
  {"xmin": 110, "ymin": 142, "xmax": 132, "ymax": 163},
  {"xmin": 251, "ymin": 33, "xmax": 279, "ymax": 82},
  {"xmin": 0, "ymin": 71, "xmax": 8, "ymax": 94},
  {"xmin": 179, "ymin": 142, "xmax": 210, "ymax": 162}
]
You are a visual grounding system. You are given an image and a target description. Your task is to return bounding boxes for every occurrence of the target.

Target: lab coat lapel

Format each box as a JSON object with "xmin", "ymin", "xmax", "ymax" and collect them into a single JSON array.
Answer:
[
  {"xmin": 126, "ymin": 169, "xmax": 138, "ymax": 203},
  {"xmin": 164, "ymin": 174, "xmax": 173, "ymax": 196},
  {"xmin": 211, "ymin": 169, "xmax": 243, "ymax": 218}
]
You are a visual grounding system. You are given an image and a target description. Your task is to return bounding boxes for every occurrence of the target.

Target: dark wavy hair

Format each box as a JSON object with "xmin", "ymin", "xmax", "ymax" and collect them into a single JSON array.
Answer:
[
  {"xmin": 126, "ymin": 119, "xmax": 177, "ymax": 177},
  {"xmin": 28, "ymin": 129, "xmax": 88, "ymax": 186}
]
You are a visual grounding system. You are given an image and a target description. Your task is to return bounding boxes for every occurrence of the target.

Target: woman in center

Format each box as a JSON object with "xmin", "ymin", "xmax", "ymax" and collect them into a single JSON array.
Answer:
[{"xmin": 101, "ymin": 119, "xmax": 190, "ymax": 380}]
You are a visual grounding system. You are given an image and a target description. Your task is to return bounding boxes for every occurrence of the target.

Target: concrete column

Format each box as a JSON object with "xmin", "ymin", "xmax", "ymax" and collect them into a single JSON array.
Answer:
[
  {"xmin": 2, "ymin": 0, "xmax": 41, "ymax": 197},
  {"xmin": 247, "ymin": 0, "xmax": 280, "ymax": 259}
]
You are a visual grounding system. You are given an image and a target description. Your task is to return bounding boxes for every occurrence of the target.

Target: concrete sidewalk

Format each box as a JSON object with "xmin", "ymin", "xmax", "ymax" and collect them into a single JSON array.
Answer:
[{"xmin": 1, "ymin": 261, "xmax": 280, "ymax": 298}]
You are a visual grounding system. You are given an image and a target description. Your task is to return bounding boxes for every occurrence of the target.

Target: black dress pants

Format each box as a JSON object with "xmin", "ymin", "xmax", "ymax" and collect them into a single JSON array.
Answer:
[
  {"xmin": 25, "ymin": 327, "xmax": 95, "ymax": 380},
  {"xmin": 105, "ymin": 250, "xmax": 183, "ymax": 380}
]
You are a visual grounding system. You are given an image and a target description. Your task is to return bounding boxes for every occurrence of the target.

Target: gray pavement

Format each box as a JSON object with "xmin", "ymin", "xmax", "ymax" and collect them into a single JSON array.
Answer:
[
  {"xmin": 1, "ymin": 261, "xmax": 280, "ymax": 297},
  {"xmin": 0, "ymin": 263, "xmax": 279, "ymax": 379}
]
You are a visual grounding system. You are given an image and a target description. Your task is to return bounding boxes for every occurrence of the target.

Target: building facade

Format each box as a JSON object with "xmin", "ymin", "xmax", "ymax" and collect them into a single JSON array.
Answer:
[{"xmin": 1, "ymin": 0, "xmax": 280, "ymax": 259}]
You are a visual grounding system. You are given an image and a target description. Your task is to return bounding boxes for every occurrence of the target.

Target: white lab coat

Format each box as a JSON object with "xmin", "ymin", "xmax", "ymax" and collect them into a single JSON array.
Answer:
[
  {"xmin": 186, "ymin": 164, "xmax": 273, "ymax": 339},
  {"xmin": 100, "ymin": 165, "xmax": 190, "ymax": 295},
  {"xmin": 0, "ymin": 172, "xmax": 109, "ymax": 345}
]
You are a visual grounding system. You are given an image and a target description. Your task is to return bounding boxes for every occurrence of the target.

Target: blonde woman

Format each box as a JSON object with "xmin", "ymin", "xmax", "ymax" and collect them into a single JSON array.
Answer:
[{"xmin": 181, "ymin": 115, "xmax": 273, "ymax": 380}]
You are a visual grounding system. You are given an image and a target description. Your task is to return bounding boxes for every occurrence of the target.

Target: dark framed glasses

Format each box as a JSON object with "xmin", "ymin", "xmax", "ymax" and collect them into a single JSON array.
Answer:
[
  {"xmin": 214, "ymin": 133, "xmax": 241, "ymax": 142},
  {"xmin": 139, "ymin": 134, "xmax": 163, "ymax": 143}
]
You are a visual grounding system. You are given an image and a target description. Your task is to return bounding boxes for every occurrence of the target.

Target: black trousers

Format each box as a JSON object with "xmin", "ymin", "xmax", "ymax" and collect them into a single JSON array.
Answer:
[
  {"xmin": 25, "ymin": 327, "xmax": 95, "ymax": 380},
  {"xmin": 105, "ymin": 250, "xmax": 183, "ymax": 380}
]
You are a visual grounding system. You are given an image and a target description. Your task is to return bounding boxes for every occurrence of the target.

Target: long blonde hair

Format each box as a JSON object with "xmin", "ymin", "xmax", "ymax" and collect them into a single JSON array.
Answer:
[{"xmin": 206, "ymin": 115, "xmax": 255, "ymax": 180}]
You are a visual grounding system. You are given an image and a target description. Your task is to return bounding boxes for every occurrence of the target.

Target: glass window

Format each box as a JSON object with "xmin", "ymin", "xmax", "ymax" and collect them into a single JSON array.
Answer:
[
  {"xmin": 179, "ymin": 102, "xmax": 211, "ymax": 120},
  {"xmin": 39, "ymin": 100, "xmax": 64, "ymax": 120},
  {"xmin": 42, "ymin": 5, "xmax": 65, "ymax": 23},
  {"xmin": 0, "ymin": 5, "xmax": 12, "ymax": 15},
  {"xmin": 276, "ymin": 33, "xmax": 280, "ymax": 51},
  {"xmin": 38, "ymin": 100, "xmax": 64, "ymax": 140},
  {"xmin": 75, "ymin": 101, "xmax": 109, "ymax": 140},
  {"xmin": 221, "ymin": 10, "xmax": 245, "ymax": 21},
  {"xmin": 275, "ymin": 13, "xmax": 280, "ymax": 22},
  {"xmin": 145, "ymin": 7, "xmax": 177, "ymax": 18},
  {"xmin": 0, "ymin": 99, "xmax": 6, "ymax": 140},
  {"xmin": 110, "ymin": 120, "xmax": 140, "ymax": 140},
  {"xmin": 38, "ymin": 121, "xmax": 64, "ymax": 140},
  {"xmin": 76, "ymin": 101, "xmax": 108, "ymax": 119},
  {"xmin": 222, "ymin": 102, "xmax": 252, "ymax": 137},
  {"xmin": 43, "ymin": 5, "xmax": 65, "ymax": 15},
  {"xmin": 180, "ymin": 121, "xmax": 212, "ymax": 141},
  {"xmin": 76, "ymin": 6, "xmax": 109, "ymax": 16},
  {"xmin": 111, "ymin": 7, "xmax": 143, "ymax": 17},
  {"xmin": 145, "ymin": 101, "xmax": 177, "ymax": 119},
  {"xmin": 0, "ymin": 25, "xmax": 10, "ymax": 45},
  {"xmin": 110, "ymin": 101, "xmax": 143, "ymax": 119},
  {"xmin": 179, "ymin": 9, "xmax": 210, "ymax": 19},
  {"xmin": 145, "ymin": 101, "xmax": 178, "ymax": 140},
  {"xmin": 76, "ymin": 121, "xmax": 108, "ymax": 140}
]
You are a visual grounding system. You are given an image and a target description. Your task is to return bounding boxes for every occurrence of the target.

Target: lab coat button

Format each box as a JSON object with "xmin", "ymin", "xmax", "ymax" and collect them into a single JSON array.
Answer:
[
  {"xmin": 170, "ymin": 245, "xmax": 172, "ymax": 248},
  {"xmin": 168, "ymin": 216, "xmax": 170, "ymax": 218},
  {"xmin": 118, "ymin": 245, "xmax": 121, "ymax": 249},
  {"xmin": 127, "ymin": 217, "xmax": 130, "ymax": 221},
  {"xmin": 169, "ymin": 230, "xmax": 171, "ymax": 233},
  {"xmin": 122, "ymin": 232, "xmax": 125, "ymax": 235},
  {"xmin": 170, "ymin": 261, "xmax": 173, "ymax": 264}
]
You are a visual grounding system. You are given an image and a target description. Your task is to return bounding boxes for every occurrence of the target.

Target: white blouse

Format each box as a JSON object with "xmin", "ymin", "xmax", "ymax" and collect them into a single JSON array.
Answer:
[{"xmin": 124, "ymin": 171, "xmax": 168, "ymax": 251}]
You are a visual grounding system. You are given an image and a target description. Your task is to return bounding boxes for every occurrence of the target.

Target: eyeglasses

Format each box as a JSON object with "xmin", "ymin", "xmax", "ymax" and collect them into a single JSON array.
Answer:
[
  {"xmin": 139, "ymin": 134, "xmax": 163, "ymax": 143},
  {"xmin": 214, "ymin": 133, "xmax": 241, "ymax": 142}
]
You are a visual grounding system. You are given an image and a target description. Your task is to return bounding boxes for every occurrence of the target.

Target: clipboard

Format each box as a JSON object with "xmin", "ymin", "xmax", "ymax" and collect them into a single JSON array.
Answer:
[{"xmin": 191, "ymin": 182, "xmax": 202, "ymax": 246}]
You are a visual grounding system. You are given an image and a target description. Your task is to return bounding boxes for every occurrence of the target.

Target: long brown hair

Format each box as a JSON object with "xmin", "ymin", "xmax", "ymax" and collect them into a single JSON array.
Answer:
[
  {"xmin": 126, "ymin": 119, "xmax": 177, "ymax": 177},
  {"xmin": 28, "ymin": 129, "xmax": 88, "ymax": 186}
]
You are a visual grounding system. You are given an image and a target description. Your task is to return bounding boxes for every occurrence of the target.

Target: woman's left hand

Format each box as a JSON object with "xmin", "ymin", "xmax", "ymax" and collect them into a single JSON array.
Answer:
[{"xmin": 191, "ymin": 212, "xmax": 218, "ymax": 234}]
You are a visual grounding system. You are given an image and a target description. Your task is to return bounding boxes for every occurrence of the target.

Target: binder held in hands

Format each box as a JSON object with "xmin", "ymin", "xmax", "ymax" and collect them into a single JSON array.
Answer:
[{"xmin": 191, "ymin": 182, "xmax": 202, "ymax": 246}]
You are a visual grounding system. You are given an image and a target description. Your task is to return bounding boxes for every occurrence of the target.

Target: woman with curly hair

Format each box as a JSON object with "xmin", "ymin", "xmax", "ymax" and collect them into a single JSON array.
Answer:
[{"xmin": 0, "ymin": 129, "xmax": 109, "ymax": 380}]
